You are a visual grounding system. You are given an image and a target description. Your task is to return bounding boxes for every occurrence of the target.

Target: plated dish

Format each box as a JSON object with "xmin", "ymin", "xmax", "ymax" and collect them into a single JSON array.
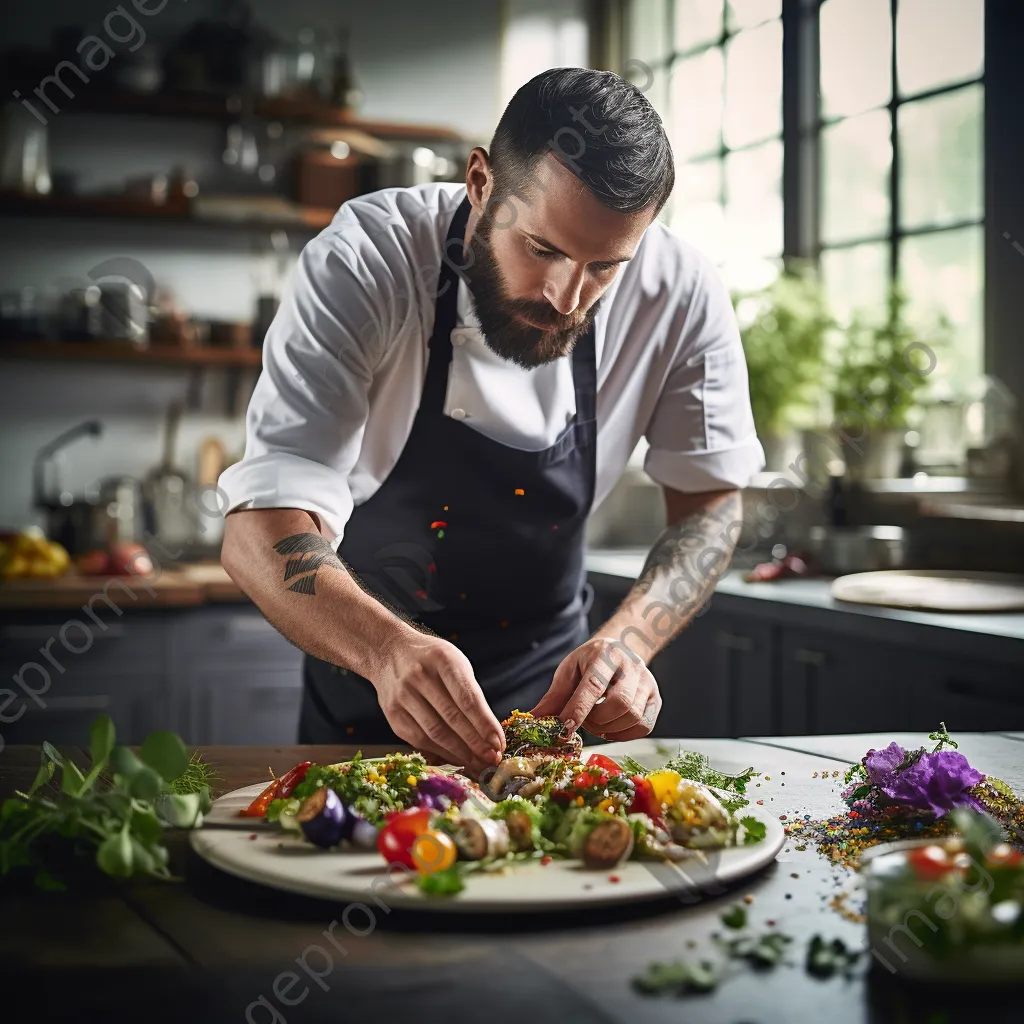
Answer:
[{"xmin": 192, "ymin": 715, "xmax": 784, "ymax": 911}]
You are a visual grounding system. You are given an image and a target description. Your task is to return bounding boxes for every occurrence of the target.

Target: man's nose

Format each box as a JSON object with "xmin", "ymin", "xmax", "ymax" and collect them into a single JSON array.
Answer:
[{"xmin": 542, "ymin": 265, "xmax": 586, "ymax": 316}]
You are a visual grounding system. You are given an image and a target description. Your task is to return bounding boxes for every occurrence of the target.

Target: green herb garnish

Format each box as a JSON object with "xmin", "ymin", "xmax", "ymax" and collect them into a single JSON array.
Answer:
[
  {"xmin": 417, "ymin": 867, "xmax": 464, "ymax": 895},
  {"xmin": 632, "ymin": 960, "xmax": 719, "ymax": 995},
  {"xmin": 662, "ymin": 750, "xmax": 759, "ymax": 794},
  {"xmin": 720, "ymin": 903, "xmax": 748, "ymax": 930},
  {"xmin": 739, "ymin": 816, "xmax": 767, "ymax": 845},
  {"xmin": 0, "ymin": 715, "xmax": 208, "ymax": 890},
  {"xmin": 806, "ymin": 935, "xmax": 861, "ymax": 979}
]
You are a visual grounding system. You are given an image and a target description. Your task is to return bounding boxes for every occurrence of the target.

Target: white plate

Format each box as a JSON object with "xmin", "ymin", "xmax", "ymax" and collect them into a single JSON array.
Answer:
[{"xmin": 189, "ymin": 739, "xmax": 784, "ymax": 912}]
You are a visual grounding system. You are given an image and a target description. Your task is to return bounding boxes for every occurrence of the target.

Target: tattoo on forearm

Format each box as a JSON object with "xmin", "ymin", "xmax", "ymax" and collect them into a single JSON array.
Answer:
[
  {"xmin": 273, "ymin": 533, "xmax": 344, "ymax": 596},
  {"xmin": 634, "ymin": 491, "xmax": 743, "ymax": 620}
]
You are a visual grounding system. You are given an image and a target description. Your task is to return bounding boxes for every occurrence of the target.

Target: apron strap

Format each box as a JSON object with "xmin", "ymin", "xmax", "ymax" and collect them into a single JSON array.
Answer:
[{"xmin": 421, "ymin": 196, "xmax": 472, "ymax": 414}]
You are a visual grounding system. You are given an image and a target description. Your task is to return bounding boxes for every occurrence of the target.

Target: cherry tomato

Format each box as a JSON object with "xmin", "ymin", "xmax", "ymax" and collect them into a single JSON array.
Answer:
[
  {"xmin": 411, "ymin": 829, "xmax": 458, "ymax": 874},
  {"xmin": 907, "ymin": 845, "xmax": 952, "ymax": 881},
  {"xmin": 586, "ymin": 753, "xmax": 623, "ymax": 776},
  {"xmin": 572, "ymin": 772, "xmax": 592, "ymax": 790},
  {"xmin": 987, "ymin": 844, "xmax": 1024, "ymax": 869},
  {"xmin": 377, "ymin": 807, "xmax": 434, "ymax": 868}
]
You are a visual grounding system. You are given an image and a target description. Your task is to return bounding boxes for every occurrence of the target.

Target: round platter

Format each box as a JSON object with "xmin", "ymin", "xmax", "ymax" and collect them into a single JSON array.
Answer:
[{"xmin": 189, "ymin": 738, "xmax": 784, "ymax": 912}]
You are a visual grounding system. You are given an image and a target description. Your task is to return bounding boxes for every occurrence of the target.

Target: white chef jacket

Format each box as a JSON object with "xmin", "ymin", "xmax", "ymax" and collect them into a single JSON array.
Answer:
[{"xmin": 219, "ymin": 183, "xmax": 764, "ymax": 542}]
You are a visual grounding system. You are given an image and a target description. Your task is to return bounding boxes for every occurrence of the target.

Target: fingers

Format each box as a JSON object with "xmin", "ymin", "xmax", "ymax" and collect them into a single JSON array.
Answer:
[
  {"xmin": 436, "ymin": 652, "xmax": 506, "ymax": 755},
  {"xmin": 393, "ymin": 696, "xmax": 482, "ymax": 771},
  {"xmin": 528, "ymin": 650, "xmax": 581, "ymax": 721},
  {"xmin": 559, "ymin": 647, "xmax": 625, "ymax": 729},
  {"xmin": 598, "ymin": 691, "xmax": 661, "ymax": 742},
  {"xmin": 583, "ymin": 670, "xmax": 643, "ymax": 730}
]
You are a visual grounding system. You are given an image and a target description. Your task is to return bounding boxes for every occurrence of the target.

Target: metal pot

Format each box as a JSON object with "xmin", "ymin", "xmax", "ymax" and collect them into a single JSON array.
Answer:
[{"xmin": 807, "ymin": 525, "xmax": 908, "ymax": 576}]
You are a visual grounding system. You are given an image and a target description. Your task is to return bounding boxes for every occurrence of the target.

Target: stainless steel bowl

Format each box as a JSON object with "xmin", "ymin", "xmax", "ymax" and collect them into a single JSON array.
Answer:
[{"xmin": 807, "ymin": 525, "xmax": 907, "ymax": 575}]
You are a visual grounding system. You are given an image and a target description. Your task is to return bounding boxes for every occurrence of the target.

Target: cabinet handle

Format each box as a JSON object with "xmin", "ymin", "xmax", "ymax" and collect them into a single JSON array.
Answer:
[
  {"xmin": 1, "ymin": 624, "xmax": 125, "ymax": 641},
  {"xmin": 794, "ymin": 648, "xmax": 826, "ymax": 668},
  {"xmin": 23, "ymin": 695, "xmax": 111, "ymax": 713},
  {"xmin": 715, "ymin": 631, "xmax": 754, "ymax": 653}
]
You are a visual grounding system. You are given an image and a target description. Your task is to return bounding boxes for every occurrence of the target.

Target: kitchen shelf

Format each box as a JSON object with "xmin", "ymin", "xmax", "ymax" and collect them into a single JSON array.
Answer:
[
  {"xmin": 64, "ymin": 89, "xmax": 465, "ymax": 140},
  {"xmin": 0, "ymin": 341, "xmax": 263, "ymax": 368},
  {"xmin": 0, "ymin": 191, "xmax": 336, "ymax": 233}
]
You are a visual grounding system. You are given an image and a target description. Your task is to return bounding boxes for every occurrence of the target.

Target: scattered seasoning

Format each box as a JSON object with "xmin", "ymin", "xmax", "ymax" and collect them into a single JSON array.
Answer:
[
  {"xmin": 785, "ymin": 894, "xmax": 792, "ymax": 899},
  {"xmin": 779, "ymin": 814, "xmax": 787, "ymax": 821},
  {"xmin": 443, "ymin": 505, "xmax": 449, "ymax": 511},
  {"xmin": 608, "ymin": 874, "xmax": 621, "ymax": 883},
  {"xmin": 756, "ymin": 800, "xmax": 764, "ymax": 805},
  {"xmin": 551, "ymin": 524, "xmax": 558, "ymax": 530},
  {"xmin": 743, "ymin": 894, "xmax": 754, "ymax": 904},
  {"xmin": 437, "ymin": 529, "xmax": 445, "ymax": 539},
  {"xmin": 429, "ymin": 521, "xmax": 447, "ymax": 529},
  {"xmin": 583, "ymin": 883, "xmax": 593, "ymax": 890},
  {"xmin": 514, "ymin": 488, "xmax": 525, "ymax": 496},
  {"xmin": 790, "ymin": 873, "xmax": 800, "ymax": 879},
  {"xmin": 249, "ymin": 834, "xmax": 257, "ymax": 840},
  {"xmin": 345, "ymin": 726, "xmax": 354, "ymax": 735},
  {"xmin": 540, "ymin": 856, "xmax": 552, "ymax": 866}
]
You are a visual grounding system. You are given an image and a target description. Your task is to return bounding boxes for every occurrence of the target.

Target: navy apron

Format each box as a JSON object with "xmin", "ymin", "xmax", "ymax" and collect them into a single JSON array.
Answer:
[{"xmin": 299, "ymin": 196, "xmax": 597, "ymax": 743}]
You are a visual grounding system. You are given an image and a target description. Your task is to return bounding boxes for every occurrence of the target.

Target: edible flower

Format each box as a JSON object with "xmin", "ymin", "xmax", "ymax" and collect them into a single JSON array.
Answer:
[{"xmin": 880, "ymin": 750, "xmax": 986, "ymax": 817}]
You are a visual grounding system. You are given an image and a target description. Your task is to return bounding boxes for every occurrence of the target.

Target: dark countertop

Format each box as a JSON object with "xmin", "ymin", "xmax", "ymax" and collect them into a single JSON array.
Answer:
[
  {"xmin": 3, "ymin": 732, "xmax": 1022, "ymax": 1023},
  {"xmin": 586, "ymin": 550, "xmax": 1024, "ymax": 644}
]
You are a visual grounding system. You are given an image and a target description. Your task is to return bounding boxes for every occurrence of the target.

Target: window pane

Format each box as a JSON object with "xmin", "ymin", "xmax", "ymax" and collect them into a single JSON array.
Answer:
[
  {"xmin": 821, "ymin": 243, "xmax": 890, "ymax": 326},
  {"xmin": 898, "ymin": 0, "xmax": 984, "ymax": 98},
  {"xmin": 628, "ymin": 0, "xmax": 671, "ymax": 66},
  {"xmin": 821, "ymin": 110, "xmax": 892, "ymax": 245},
  {"xmin": 724, "ymin": 138, "xmax": 783, "ymax": 257},
  {"xmin": 899, "ymin": 86, "xmax": 983, "ymax": 231},
  {"xmin": 723, "ymin": 20, "xmax": 782, "ymax": 149},
  {"xmin": 901, "ymin": 226, "xmax": 984, "ymax": 392},
  {"xmin": 672, "ymin": 159, "xmax": 727, "ymax": 262},
  {"xmin": 669, "ymin": 48, "xmax": 724, "ymax": 160},
  {"xmin": 820, "ymin": 0, "xmax": 892, "ymax": 118},
  {"xmin": 674, "ymin": 0, "xmax": 724, "ymax": 53},
  {"xmin": 727, "ymin": 0, "xmax": 781, "ymax": 32}
]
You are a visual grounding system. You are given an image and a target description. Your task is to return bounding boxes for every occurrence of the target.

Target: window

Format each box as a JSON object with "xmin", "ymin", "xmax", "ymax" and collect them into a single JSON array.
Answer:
[
  {"xmin": 627, "ymin": 0, "xmax": 989, "ymax": 394},
  {"xmin": 629, "ymin": 0, "xmax": 784, "ymax": 290},
  {"xmin": 818, "ymin": 0, "xmax": 985, "ymax": 391}
]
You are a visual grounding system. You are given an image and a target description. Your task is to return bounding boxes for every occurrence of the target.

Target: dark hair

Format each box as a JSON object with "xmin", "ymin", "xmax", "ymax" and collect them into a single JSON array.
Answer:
[{"xmin": 488, "ymin": 67, "xmax": 674, "ymax": 216}]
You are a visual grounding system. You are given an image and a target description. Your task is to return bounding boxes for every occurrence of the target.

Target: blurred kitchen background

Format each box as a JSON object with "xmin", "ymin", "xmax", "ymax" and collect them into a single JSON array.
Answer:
[{"xmin": 1, "ymin": 0, "xmax": 1022, "ymax": 747}]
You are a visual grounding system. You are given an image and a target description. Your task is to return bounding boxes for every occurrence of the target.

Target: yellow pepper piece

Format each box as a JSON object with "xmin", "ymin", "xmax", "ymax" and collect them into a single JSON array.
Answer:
[{"xmin": 647, "ymin": 769, "xmax": 684, "ymax": 808}]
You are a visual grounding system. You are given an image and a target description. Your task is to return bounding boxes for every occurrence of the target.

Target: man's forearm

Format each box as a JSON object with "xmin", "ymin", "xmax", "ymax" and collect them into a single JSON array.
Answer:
[
  {"xmin": 221, "ymin": 508, "xmax": 423, "ymax": 680},
  {"xmin": 594, "ymin": 490, "xmax": 742, "ymax": 664}
]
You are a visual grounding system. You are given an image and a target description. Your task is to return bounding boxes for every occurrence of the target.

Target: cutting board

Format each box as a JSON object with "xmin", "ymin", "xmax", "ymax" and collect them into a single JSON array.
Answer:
[
  {"xmin": 831, "ymin": 570, "xmax": 1024, "ymax": 613},
  {"xmin": 0, "ymin": 571, "xmax": 206, "ymax": 610}
]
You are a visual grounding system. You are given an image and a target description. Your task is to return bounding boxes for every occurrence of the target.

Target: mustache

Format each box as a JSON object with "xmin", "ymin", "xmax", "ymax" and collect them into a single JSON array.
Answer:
[{"xmin": 504, "ymin": 299, "xmax": 592, "ymax": 332}]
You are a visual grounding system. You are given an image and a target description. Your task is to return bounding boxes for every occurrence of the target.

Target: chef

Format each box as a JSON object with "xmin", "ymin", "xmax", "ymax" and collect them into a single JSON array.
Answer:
[{"xmin": 219, "ymin": 68, "xmax": 763, "ymax": 773}]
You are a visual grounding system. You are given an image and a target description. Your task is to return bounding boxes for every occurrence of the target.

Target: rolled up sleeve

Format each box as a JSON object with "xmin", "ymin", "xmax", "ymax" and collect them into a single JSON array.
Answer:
[
  {"xmin": 218, "ymin": 235, "xmax": 384, "ymax": 542},
  {"xmin": 643, "ymin": 259, "xmax": 765, "ymax": 493}
]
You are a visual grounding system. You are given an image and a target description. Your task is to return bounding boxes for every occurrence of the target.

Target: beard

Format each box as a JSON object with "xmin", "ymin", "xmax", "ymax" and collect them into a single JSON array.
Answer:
[{"xmin": 463, "ymin": 212, "xmax": 599, "ymax": 369}]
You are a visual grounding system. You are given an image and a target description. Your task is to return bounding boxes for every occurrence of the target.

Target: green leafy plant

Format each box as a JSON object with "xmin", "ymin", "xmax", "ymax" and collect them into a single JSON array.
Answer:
[
  {"xmin": 0, "ymin": 715, "xmax": 212, "ymax": 890},
  {"xmin": 830, "ymin": 285, "xmax": 946, "ymax": 431},
  {"xmin": 735, "ymin": 263, "xmax": 833, "ymax": 437}
]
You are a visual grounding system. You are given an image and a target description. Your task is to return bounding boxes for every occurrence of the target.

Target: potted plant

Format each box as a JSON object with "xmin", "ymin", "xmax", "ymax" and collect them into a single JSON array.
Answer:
[
  {"xmin": 830, "ymin": 286, "xmax": 946, "ymax": 480},
  {"xmin": 735, "ymin": 264, "xmax": 832, "ymax": 470}
]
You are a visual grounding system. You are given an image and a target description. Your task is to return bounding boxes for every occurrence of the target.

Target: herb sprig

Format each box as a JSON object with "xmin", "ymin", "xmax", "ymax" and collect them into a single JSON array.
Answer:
[{"xmin": 0, "ymin": 715, "xmax": 212, "ymax": 890}]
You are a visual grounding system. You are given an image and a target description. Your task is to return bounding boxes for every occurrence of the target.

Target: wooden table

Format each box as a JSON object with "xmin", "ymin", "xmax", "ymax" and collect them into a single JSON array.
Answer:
[{"xmin": 3, "ymin": 734, "xmax": 1022, "ymax": 1023}]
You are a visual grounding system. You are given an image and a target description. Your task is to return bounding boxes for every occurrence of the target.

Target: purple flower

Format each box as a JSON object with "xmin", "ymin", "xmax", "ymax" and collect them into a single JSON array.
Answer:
[
  {"xmin": 864, "ymin": 742, "xmax": 907, "ymax": 785},
  {"xmin": 880, "ymin": 750, "xmax": 986, "ymax": 817}
]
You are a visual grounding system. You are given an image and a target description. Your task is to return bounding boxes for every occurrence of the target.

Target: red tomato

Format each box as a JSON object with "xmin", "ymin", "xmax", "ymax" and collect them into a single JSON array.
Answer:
[
  {"xmin": 907, "ymin": 845, "xmax": 952, "ymax": 881},
  {"xmin": 629, "ymin": 775, "xmax": 661, "ymax": 821},
  {"xmin": 572, "ymin": 772, "xmax": 592, "ymax": 790},
  {"xmin": 586, "ymin": 753, "xmax": 623, "ymax": 776},
  {"xmin": 377, "ymin": 808, "xmax": 434, "ymax": 869}
]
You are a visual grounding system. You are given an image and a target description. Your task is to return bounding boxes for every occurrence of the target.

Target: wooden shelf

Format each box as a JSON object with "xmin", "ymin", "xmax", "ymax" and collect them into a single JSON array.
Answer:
[
  {"xmin": 0, "ymin": 190, "xmax": 336, "ymax": 233},
  {"xmin": 0, "ymin": 341, "xmax": 263, "ymax": 368},
  {"xmin": 68, "ymin": 89, "xmax": 465, "ymax": 140}
]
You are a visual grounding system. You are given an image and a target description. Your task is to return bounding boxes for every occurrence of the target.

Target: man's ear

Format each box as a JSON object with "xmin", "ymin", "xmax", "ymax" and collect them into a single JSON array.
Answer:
[{"xmin": 465, "ymin": 147, "xmax": 492, "ymax": 212}]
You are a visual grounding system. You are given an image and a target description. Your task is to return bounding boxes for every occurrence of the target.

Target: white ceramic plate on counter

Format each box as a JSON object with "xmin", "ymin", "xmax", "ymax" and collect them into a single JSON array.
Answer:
[{"xmin": 189, "ymin": 739, "xmax": 784, "ymax": 913}]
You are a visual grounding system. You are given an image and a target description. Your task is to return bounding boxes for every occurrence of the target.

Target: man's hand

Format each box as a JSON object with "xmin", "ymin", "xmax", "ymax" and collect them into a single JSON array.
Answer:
[
  {"xmin": 374, "ymin": 633, "xmax": 506, "ymax": 772},
  {"xmin": 529, "ymin": 637, "xmax": 662, "ymax": 742}
]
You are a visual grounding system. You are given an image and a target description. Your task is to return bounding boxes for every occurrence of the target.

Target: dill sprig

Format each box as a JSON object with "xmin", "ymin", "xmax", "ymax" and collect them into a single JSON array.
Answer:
[{"xmin": 170, "ymin": 751, "xmax": 219, "ymax": 795}]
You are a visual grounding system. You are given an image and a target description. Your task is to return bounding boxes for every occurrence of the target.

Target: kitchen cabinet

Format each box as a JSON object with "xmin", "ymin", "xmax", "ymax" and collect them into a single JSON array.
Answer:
[
  {"xmin": 0, "ymin": 606, "xmax": 303, "ymax": 747},
  {"xmin": 585, "ymin": 570, "xmax": 1024, "ymax": 737}
]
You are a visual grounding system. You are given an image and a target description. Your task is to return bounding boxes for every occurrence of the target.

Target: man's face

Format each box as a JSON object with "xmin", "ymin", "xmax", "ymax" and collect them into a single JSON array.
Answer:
[{"xmin": 465, "ymin": 155, "xmax": 654, "ymax": 369}]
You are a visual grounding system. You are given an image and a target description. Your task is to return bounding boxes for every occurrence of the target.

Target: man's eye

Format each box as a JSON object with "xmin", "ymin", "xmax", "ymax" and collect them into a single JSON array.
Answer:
[{"xmin": 527, "ymin": 242, "xmax": 557, "ymax": 259}]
